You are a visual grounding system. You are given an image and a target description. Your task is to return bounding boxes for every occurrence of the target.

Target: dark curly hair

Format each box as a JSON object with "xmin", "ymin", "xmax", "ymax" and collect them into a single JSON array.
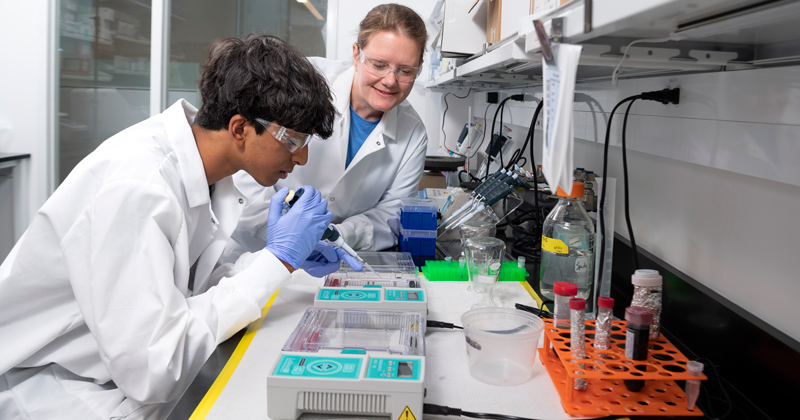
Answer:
[{"xmin": 194, "ymin": 34, "xmax": 335, "ymax": 138}]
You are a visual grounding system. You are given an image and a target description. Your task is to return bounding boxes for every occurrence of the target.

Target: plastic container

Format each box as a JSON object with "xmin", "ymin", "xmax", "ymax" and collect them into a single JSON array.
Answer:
[
  {"xmin": 461, "ymin": 307, "xmax": 545, "ymax": 386},
  {"xmin": 554, "ymin": 281, "xmax": 578, "ymax": 329},
  {"xmin": 400, "ymin": 198, "xmax": 438, "ymax": 230},
  {"xmin": 593, "ymin": 296, "xmax": 614, "ymax": 350},
  {"xmin": 399, "ymin": 227, "xmax": 436, "ymax": 266},
  {"xmin": 540, "ymin": 182, "xmax": 595, "ymax": 300},
  {"xmin": 630, "ymin": 269, "xmax": 663, "ymax": 340},
  {"xmin": 624, "ymin": 306, "xmax": 653, "ymax": 392}
]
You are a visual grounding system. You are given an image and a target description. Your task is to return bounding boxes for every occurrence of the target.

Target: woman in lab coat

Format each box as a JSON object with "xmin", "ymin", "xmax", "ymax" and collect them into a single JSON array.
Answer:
[
  {"xmin": 0, "ymin": 35, "xmax": 343, "ymax": 419},
  {"xmin": 231, "ymin": 4, "xmax": 429, "ymax": 253}
]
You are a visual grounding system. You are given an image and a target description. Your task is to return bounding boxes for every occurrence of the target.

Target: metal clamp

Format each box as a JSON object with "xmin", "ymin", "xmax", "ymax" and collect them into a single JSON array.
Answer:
[{"xmin": 533, "ymin": 18, "xmax": 563, "ymax": 66}]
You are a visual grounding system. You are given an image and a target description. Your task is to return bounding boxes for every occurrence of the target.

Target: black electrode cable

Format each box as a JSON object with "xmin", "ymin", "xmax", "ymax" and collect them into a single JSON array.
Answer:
[
  {"xmin": 423, "ymin": 403, "xmax": 623, "ymax": 420},
  {"xmin": 426, "ymin": 320, "xmax": 463, "ymax": 330},
  {"xmin": 527, "ymin": 101, "xmax": 544, "ymax": 240},
  {"xmin": 597, "ymin": 95, "xmax": 641, "ymax": 285},
  {"xmin": 484, "ymin": 97, "xmax": 514, "ymax": 180},
  {"xmin": 621, "ymin": 99, "xmax": 641, "ymax": 269},
  {"xmin": 441, "ymin": 88, "xmax": 474, "ymax": 156}
]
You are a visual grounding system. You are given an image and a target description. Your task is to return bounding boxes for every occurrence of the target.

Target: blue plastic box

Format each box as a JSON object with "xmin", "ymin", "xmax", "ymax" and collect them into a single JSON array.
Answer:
[
  {"xmin": 399, "ymin": 227, "xmax": 436, "ymax": 266},
  {"xmin": 400, "ymin": 198, "xmax": 438, "ymax": 230}
]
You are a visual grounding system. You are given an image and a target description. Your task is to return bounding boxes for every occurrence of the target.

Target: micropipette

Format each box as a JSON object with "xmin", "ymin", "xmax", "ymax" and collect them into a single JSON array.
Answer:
[{"xmin": 284, "ymin": 188, "xmax": 378, "ymax": 276}]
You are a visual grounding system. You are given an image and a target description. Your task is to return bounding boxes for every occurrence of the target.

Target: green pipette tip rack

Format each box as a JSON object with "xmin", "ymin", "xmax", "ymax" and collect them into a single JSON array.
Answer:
[{"xmin": 422, "ymin": 260, "xmax": 529, "ymax": 282}]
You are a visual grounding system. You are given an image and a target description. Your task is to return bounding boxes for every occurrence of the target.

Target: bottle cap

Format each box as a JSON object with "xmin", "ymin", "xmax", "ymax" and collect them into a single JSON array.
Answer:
[
  {"xmin": 556, "ymin": 182, "xmax": 584, "ymax": 198},
  {"xmin": 597, "ymin": 296, "xmax": 614, "ymax": 308},
  {"xmin": 632, "ymin": 269, "xmax": 662, "ymax": 287},
  {"xmin": 625, "ymin": 306, "xmax": 653, "ymax": 325},
  {"xmin": 569, "ymin": 298, "xmax": 585, "ymax": 310},
  {"xmin": 553, "ymin": 281, "xmax": 578, "ymax": 297}
]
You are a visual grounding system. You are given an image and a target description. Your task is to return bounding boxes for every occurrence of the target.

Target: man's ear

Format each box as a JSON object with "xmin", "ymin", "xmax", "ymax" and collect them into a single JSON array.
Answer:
[
  {"xmin": 352, "ymin": 43, "xmax": 359, "ymax": 66},
  {"xmin": 228, "ymin": 115, "xmax": 248, "ymax": 147}
]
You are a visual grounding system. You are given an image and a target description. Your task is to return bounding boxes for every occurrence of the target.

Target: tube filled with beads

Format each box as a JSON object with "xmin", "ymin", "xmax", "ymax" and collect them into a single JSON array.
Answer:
[{"xmin": 570, "ymin": 297, "xmax": 587, "ymax": 391}]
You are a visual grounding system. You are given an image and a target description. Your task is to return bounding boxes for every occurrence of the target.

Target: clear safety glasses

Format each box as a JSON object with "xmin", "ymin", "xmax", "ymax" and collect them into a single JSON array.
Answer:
[
  {"xmin": 254, "ymin": 118, "xmax": 313, "ymax": 153},
  {"xmin": 358, "ymin": 49, "xmax": 421, "ymax": 83}
]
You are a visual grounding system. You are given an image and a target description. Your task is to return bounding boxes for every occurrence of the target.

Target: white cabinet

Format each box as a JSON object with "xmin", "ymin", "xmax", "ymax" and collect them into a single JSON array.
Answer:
[{"xmin": 430, "ymin": 0, "xmax": 800, "ymax": 89}]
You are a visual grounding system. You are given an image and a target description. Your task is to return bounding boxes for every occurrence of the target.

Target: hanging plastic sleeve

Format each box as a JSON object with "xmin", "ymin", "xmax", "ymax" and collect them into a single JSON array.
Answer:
[{"xmin": 542, "ymin": 43, "xmax": 583, "ymax": 196}]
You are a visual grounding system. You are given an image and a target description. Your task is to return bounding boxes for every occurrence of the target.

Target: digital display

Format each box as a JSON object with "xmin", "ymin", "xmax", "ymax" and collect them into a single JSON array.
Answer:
[
  {"xmin": 397, "ymin": 361, "xmax": 413, "ymax": 377},
  {"xmin": 407, "ymin": 291, "xmax": 419, "ymax": 301}
]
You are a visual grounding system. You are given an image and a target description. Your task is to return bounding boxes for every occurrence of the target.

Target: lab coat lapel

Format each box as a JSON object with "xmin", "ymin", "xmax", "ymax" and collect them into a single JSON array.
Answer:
[
  {"xmin": 342, "ymin": 106, "xmax": 396, "ymax": 175},
  {"xmin": 192, "ymin": 177, "xmax": 244, "ymax": 293},
  {"xmin": 161, "ymin": 100, "xmax": 214, "ymax": 290}
]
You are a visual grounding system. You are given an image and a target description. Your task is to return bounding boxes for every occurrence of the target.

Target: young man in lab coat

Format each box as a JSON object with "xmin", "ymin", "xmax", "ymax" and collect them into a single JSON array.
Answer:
[{"xmin": 0, "ymin": 35, "xmax": 357, "ymax": 419}]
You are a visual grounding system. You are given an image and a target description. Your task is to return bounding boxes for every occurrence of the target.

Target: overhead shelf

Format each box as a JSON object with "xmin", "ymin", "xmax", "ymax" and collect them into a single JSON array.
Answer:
[{"xmin": 428, "ymin": 0, "xmax": 800, "ymax": 90}]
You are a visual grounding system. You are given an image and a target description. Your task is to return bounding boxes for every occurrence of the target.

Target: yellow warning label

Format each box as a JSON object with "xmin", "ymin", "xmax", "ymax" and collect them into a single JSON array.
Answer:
[
  {"xmin": 541, "ymin": 236, "xmax": 569, "ymax": 254},
  {"xmin": 397, "ymin": 405, "xmax": 417, "ymax": 420}
]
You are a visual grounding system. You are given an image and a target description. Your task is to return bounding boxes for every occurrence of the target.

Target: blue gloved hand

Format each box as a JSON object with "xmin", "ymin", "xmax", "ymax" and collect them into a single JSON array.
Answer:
[
  {"xmin": 300, "ymin": 241, "xmax": 364, "ymax": 277},
  {"xmin": 265, "ymin": 186, "xmax": 332, "ymax": 269}
]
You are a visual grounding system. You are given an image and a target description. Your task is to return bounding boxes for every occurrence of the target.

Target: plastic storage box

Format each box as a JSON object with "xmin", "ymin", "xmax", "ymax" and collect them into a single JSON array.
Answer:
[
  {"xmin": 400, "ymin": 198, "xmax": 438, "ymax": 230},
  {"xmin": 399, "ymin": 227, "xmax": 436, "ymax": 266}
]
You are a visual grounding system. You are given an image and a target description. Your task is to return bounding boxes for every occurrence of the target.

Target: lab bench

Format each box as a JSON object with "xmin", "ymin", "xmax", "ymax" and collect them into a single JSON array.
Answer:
[{"xmin": 168, "ymin": 272, "xmax": 565, "ymax": 419}]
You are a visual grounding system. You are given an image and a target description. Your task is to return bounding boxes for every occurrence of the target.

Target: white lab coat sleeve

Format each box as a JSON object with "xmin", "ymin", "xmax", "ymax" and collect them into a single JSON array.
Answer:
[
  {"xmin": 66, "ymin": 180, "xmax": 289, "ymax": 405},
  {"xmin": 335, "ymin": 123, "xmax": 428, "ymax": 251}
]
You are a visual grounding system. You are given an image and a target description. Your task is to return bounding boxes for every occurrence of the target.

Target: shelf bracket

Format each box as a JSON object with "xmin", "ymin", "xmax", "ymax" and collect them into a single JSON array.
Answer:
[{"xmin": 533, "ymin": 18, "xmax": 562, "ymax": 66}]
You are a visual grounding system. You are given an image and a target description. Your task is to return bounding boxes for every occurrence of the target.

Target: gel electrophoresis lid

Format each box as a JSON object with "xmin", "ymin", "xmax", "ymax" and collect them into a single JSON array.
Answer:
[{"xmin": 282, "ymin": 308, "xmax": 426, "ymax": 356}]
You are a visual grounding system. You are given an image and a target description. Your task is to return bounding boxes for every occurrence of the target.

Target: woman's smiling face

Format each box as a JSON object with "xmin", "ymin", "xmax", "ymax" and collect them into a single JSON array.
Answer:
[{"xmin": 350, "ymin": 30, "xmax": 422, "ymax": 121}]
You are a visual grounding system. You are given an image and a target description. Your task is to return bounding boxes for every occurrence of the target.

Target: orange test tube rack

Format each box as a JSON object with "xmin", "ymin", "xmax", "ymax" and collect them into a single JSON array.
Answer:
[{"xmin": 539, "ymin": 319, "xmax": 708, "ymax": 417}]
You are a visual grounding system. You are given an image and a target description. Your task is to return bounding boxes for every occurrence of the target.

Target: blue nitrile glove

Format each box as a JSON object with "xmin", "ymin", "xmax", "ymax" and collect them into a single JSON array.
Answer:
[
  {"xmin": 300, "ymin": 241, "xmax": 364, "ymax": 277},
  {"xmin": 265, "ymin": 186, "xmax": 332, "ymax": 269}
]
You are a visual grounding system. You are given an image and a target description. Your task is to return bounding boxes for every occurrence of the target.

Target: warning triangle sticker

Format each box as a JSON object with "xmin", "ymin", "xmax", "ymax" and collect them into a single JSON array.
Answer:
[{"xmin": 397, "ymin": 405, "xmax": 417, "ymax": 420}]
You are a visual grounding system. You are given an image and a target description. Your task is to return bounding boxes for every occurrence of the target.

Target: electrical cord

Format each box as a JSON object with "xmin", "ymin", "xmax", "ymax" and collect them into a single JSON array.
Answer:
[
  {"xmin": 427, "ymin": 320, "xmax": 463, "ymax": 330},
  {"xmin": 694, "ymin": 357, "xmax": 733, "ymax": 420},
  {"xmin": 483, "ymin": 97, "xmax": 512, "ymax": 180},
  {"xmin": 423, "ymin": 404, "xmax": 623, "ymax": 420},
  {"xmin": 597, "ymin": 87, "xmax": 679, "ymax": 293},
  {"xmin": 441, "ymin": 88, "xmax": 473, "ymax": 156},
  {"xmin": 597, "ymin": 95, "xmax": 641, "ymax": 286},
  {"xmin": 621, "ymin": 99, "xmax": 640, "ymax": 269}
]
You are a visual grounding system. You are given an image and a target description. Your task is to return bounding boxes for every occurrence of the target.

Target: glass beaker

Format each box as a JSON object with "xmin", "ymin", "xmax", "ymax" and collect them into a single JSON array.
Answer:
[
  {"xmin": 459, "ymin": 220, "xmax": 497, "ymax": 247},
  {"xmin": 464, "ymin": 237, "xmax": 506, "ymax": 308}
]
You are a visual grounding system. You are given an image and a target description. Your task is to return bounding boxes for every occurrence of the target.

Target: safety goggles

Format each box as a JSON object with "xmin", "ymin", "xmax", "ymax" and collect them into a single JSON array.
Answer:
[
  {"xmin": 358, "ymin": 49, "xmax": 421, "ymax": 83},
  {"xmin": 254, "ymin": 118, "xmax": 313, "ymax": 153}
]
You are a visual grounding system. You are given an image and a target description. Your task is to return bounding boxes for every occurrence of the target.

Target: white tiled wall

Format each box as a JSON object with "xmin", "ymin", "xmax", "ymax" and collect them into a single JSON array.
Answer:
[{"xmin": 453, "ymin": 65, "xmax": 800, "ymax": 343}]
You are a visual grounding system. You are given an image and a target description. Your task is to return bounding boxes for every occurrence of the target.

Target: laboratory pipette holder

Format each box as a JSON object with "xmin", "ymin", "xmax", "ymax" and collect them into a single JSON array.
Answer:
[
  {"xmin": 435, "ymin": 188, "xmax": 523, "ymax": 260},
  {"xmin": 324, "ymin": 251, "xmax": 419, "ymax": 286},
  {"xmin": 282, "ymin": 307, "xmax": 426, "ymax": 356},
  {"xmin": 539, "ymin": 319, "xmax": 707, "ymax": 417}
]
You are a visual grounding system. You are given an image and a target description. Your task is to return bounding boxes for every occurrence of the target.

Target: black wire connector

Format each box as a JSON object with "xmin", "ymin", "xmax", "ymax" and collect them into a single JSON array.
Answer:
[
  {"xmin": 427, "ymin": 320, "xmax": 464, "ymax": 330},
  {"xmin": 640, "ymin": 87, "xmax": 680, "ymax": 105}
]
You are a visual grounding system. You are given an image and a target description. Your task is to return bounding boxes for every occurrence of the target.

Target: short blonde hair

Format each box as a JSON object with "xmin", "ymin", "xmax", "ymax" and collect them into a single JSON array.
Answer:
[{"xmin": 355, "ymin": 3, "xmax": 427, "ymax": 64}]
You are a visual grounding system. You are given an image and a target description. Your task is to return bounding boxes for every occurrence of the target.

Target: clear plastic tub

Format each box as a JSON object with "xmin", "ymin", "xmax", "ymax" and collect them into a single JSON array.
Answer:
[
  {"xmin": 460, "ymin": 307, "xmax": 544, "ymax": 386},
  {"xmin": 282, "ymin": 307, "xmax": 426, "ymax": 356},
  {"xmin": 326, "ymin": 251, "xmax": 419, "ymax": 282}
]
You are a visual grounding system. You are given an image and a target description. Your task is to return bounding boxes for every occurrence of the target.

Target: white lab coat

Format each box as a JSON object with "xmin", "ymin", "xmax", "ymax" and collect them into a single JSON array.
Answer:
[
  {"xmin": 230, "ymin": 57, "xmax": 428, "ymax": 254},
  {"xmin": 0, "ymin": 100, "xmax": 290, "ymax": 419}
]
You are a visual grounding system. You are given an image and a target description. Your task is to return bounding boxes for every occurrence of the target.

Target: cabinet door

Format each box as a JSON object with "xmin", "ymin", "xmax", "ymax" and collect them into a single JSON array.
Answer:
[
  {"xmin": 57, "ymin": 0, "xmax": 329, "ymax": 184},
  {"xmin": 58, "ymin": 0, "xmax": 153, "ymax": 183},
  {"xmin": 167, "ymin": 0, "xmax": 329, "ymax": 106}
]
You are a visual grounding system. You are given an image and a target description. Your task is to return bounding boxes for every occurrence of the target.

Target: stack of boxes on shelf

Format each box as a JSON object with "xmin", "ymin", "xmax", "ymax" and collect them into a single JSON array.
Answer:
[{"xmin": 399, "ymin": 198, "xmax": 439, "ymax": 266}]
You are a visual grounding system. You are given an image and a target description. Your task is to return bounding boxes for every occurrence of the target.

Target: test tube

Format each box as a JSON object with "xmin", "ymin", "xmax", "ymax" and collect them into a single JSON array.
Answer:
[
  {"xmin": 554, "ymin": 281, "xmax": 578, "ymax": 329},
  {"xmin": 623, "ymin": 306, "xmax": 653, "ymax": 392},
  {"xmin": 686, "ymin": 360, "xmax": 704, "ymax": 411},
  {"xmin": 570, "ymin": 297, "xmax": 587, "ymax": 391},
  {"xmin": 518, "ymin": 256, "xmax": 526, "ymax": 268},
  {"xmin": 594, "ymin": 297, "xmax": 614, "ymax": 351}
]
